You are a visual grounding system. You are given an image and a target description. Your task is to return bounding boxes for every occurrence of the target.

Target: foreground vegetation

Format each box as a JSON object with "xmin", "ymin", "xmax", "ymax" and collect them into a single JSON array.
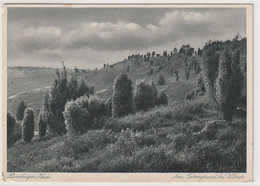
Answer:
[{"xmin": 7, "ymin": 99, "xmax": 246, "ymax": 172}]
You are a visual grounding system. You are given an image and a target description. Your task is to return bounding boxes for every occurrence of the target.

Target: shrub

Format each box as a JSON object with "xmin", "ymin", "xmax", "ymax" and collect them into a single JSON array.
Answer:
[
  {"xmin": 38, "ymin": 112, "xmax": 47, "ymax": 138},
  {"xmin": 133, "ymin": 80, "xmax": 155, "ymax": 111},
  {"xmin": 215, "ymin": 50, "xmax": 243, "ymax": 121},
  {"xmin": 13, "ymin": 123, "xmax": 22, "ymax": 142},
  {"xmin": 42, "ymin": 66, "xmax": 94, "ymax": 135},
  {"xmin": 150, "ymin": 81, "xmax": 158, "ymax": 105},
  {"xmin": 157, "ymin": 90, "xmax": 168, "ymax": 105},
  {"xmin": 112, "ymin": 72, "xmax": 133, "ymax": 117},
  {"xmin": 43, "ymin": 67, "xmax": 68, "ymax": 135},
  {"xmin": 197, "ymin": 72, "xmax": 205, "ymax": 92},
  {"xmin": 16, "ymin": 101, "xmax": 27, "ymax": 121},
  {"xmin": 73, "ymin": 78, "xmax": 91, "ymax": 99},
  {"xmin": 67, "ymin": 73, "xmax": 78, "ymax": 100},
  {"xmin": 174, "ymin": 134, "xmax": 187, "ymax": 152},
  {"xmin": 63, "ymin": 95, "xmax": 106, "ymax": 134},
  {"xmin": 157, "ymin": 74, "xmax": 165, "ymax": 85},
  {"xmin": 147, "ymin": 68, "xmax": 153, "ymax": 75},
  {"xmin": 105, "ymin": 98, "xmax": 112, "ymax": 117},
  {"xmin": 202, "ymin": 44, "xmax": 243, "ymax": 122},
  {"xmin": 22, "ymin": 108, "xmax": 35, "ymax": 143},
  {"xmin": 7, "ymin": 113, "xmax": 16, "ymax": 146}
]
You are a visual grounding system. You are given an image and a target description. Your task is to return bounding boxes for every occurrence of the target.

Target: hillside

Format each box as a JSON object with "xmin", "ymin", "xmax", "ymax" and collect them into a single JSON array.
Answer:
[
  {"xmin": 7, "ymin": 98, "xmax": 246, "ymax": 172},
  {"xmin": 7, "ymin": 39, "xmax": 246, "ymax": 125},
  {"xmin": 7, "ymin": 38, "xmax": 247, "ymax": 172}
]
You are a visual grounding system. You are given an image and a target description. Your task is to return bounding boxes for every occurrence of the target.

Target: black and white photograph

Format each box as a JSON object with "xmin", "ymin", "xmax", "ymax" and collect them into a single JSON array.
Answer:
[{"xmin": 2, "ymin": 4, "xmax": 253, "ymax": 182}]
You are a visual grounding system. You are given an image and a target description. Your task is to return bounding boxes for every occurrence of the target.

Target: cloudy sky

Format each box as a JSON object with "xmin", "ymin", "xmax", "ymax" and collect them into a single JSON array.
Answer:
[{"xmin": 7, "ymin": 7, "xmax": 246, "ymax": 69}]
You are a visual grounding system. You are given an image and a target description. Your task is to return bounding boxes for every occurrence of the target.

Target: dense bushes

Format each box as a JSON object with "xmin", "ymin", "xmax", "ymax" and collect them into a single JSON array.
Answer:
[
  {"xmin": 7, "ymin": 113, "xmax": 21, "ymax": 147},
  {"xmin": 105, "ymin": 98, "xmax": 112, "ymax": 117},
  {"xmin": 63, "ymin": 95, "xmax": 106, "ymax": 134},
  {"xmin": 157, "ymin": 74, "xmax": 165, "ymax": 85},
  {"xmin": 157, "ymin": 90, "xmax": 168, "ymax": 105},
  {"xmin": 196, "ymin": 72, "xmax": 205, "ymax": 92},
  {"xmin": 38, "ymin": 113, "xmax": 47, "ymax": 138},
  {"xmin": 22, "ymin": 108, "xmax": 35, "ymax": 143},
  {"xmin": 133, "ymin": 80, "xmax": 155, "ymax": 111},
  {"xmin": 42, "ymin": 66, "xmax": 94, "ymax": 135},
  {"xmin": 16, "ymin": 101, "xmax": 27, "ymax": 121},
  {"xmin": 202, "ymin": 44, "xmax": 244, "ymax": 122},
  {"xmin": 133, "ymin": 80, "xmax": 168, "ymax": 111},
  {"xmin": 112, "ymin": 72, "xmax": 133, "ymax": 117},
  {"xmin": 8, "ymin": 117, "xmax": 246, "ymax": 172},
  {"xmin": 7, "ymin": 113, "xmax": 16, "ymax": 142}
]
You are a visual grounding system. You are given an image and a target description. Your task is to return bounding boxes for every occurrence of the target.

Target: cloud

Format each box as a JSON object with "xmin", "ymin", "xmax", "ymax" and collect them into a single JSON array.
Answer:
[{"xmin": 7, "ymin": 8, "xmax": 246, "ymax": 69}]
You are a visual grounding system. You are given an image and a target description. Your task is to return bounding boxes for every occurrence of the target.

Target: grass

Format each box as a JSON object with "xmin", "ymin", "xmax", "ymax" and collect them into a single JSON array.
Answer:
[
  {"xmin": 7, "ymin": 55, "xmax": 197, "ymax": 127},
  {"xmin": 7, "ymin": 99, "xmax": 246, "ymax": 172},
  {"xmin": 7, "ymin": 40, "xmax": 247, "ymax": 173}
]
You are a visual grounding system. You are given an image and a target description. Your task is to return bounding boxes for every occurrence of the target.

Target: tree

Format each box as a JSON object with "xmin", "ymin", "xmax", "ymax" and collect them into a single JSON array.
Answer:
[
  {"xmin": 38, "ymin": 112, "xmax": 47, "ymax": 138},
  {"xmin": 157, "ymin": 74, "xmax": 165, "ymax": 85},
  {"xmin": 202, "ymin": 44, "xmax": 220, "ymax": 102},
  {"xmin": 74, "ymin": 78, "xmax": 90, "ymax": 99},
  {"xmin": 157, "ymin": 90, "xmax": 168, "ymax": 105},
  {"xmin": 197, "ymin": 72, "xmax": 205, "ymax": 92},
  {"xmin": 67, "ymin": 73, "xmax": 78, "ymax": 100},
  {"xmin": 43, "ymin": 65, "xmax": 95, "ymax": 135},
  {"xmin": 150, "ymin": 81, "xmax": 158, "ymax": 105},
  {"xmin": 42, "ymin": 66, "xmax": 68, "ymax": 135},
  {"xmin": 127, "ymin": 65, "xmax": 130, "ymax": 72},
  {"xmin": 22, "ymin": 108, "xmax": 34, "ymax": 142},
  {"xmin": 74, "ymin": 66, "xmax": 79, "ymax": 74},
  {"xmin": 112, "ymin": 72, "xmax": 133, "ymax": 117},
  {"xmin": 133, "ymin": 80, "xmax": 155, "ymax": 111},
  {"xmin": 7, "ymin": 113, "xmax": 16, "ymax": 146},
  {"xmin": 105, "ymin": 98, "xmax": 112, "ymax": 117},
  {"xmin": 203, "ymin": 46, "xmax": 243, "ymax": 122},
  {"xmin": 174, "ymin": 47, "xmax": 178, "ymax": 54},
  {"xmin": 16, "ymin": 101, "xmax": 27, "ymax": 121}
]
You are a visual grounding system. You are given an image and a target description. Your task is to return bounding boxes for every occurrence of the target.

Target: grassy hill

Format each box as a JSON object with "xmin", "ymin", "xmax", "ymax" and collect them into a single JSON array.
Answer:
[
  {"xmin": 7, "ymin": 38, "xmax": 247, "ymax": 172},
  {"xmin": 7, "ymin": 53, "xmax": 199, "ymax": 125},
  {"xmin": 7, "ymin": 98, "xmax": 246, "ymax": 172}
]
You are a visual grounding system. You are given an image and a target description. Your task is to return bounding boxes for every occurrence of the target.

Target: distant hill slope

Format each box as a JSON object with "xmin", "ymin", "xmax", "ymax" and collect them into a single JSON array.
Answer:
[{"xmin": 7, "ymin": 38, "xmax": 247, "ymax": 125}]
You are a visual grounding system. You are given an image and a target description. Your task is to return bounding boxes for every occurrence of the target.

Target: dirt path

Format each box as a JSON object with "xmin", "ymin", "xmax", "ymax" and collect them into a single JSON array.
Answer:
[
  {"xmin": 7, "ymin": 86, "xmax": 52, "ymax": 100},
  {"xmin": 95, "ymin": 89, "xmax": 107, "ymax": 94}
]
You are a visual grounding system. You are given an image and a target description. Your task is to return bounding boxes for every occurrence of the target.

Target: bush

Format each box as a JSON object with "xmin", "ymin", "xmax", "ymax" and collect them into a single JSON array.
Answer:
[
  {"xmin": 157, "ymin": 90, "xmax": 168, "ymax": 105},
  {"xmin": 38, "ymin": 112, "xmax": 47, "ymax": 138},
  {"xmin": 63, "ymin": 95, "xmax": 106, "ymax": 134},
  {"xmin": 147, "ymin": 68, "xmax": 153, "ymax": 75},
  {"xmin": 16, "ymin": 101, "xmax": 27, "ymax": 121},
  {"xmin": 217, "ymin": 50, "xmax": 243, "ymax": 121},
  {"xmin": 42, "ymin": 66, "xmax": 94, "ymax": 135},
  {"xmin": 197, "ymin": 72, "xmax": 205, "ymax": 92},
  {"xmin": 133, "ymin": 80, "xmax": 155, "ymax": 111},
  {"xmin": 202, "ymin": 43, "xmax": 243, "ymax": 122},
  {"xmin": 43, "ymin": 67, "xmax": 68, "ymax": 135},
  {"xmin": 105, "ymin": 98, "xmax": 112, "ymax": 117},
  {"xmin": 112, "ymin": 72, "xmax": 133, "ymax": 117},
  {"xmin": 157, "ymin": 74, "xmax": 165, "ymax": 85},
  {"xmin": 174, "ymin": 134, "xmax": 187, "ymax": 152},
  {"xmin": 7, "ymin": 113, "xmax": 16, "ymax": 146},
  {"xmin": 150, "ymin": 81, "xmax": 158, "ymax": 105},
  {"xmin": 13, "ymin": 123, "xmax": 22, "ymax": 142},
  {"xmin": 22, "ymin": 108, "xmax": 35, "ymax": 143}
]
